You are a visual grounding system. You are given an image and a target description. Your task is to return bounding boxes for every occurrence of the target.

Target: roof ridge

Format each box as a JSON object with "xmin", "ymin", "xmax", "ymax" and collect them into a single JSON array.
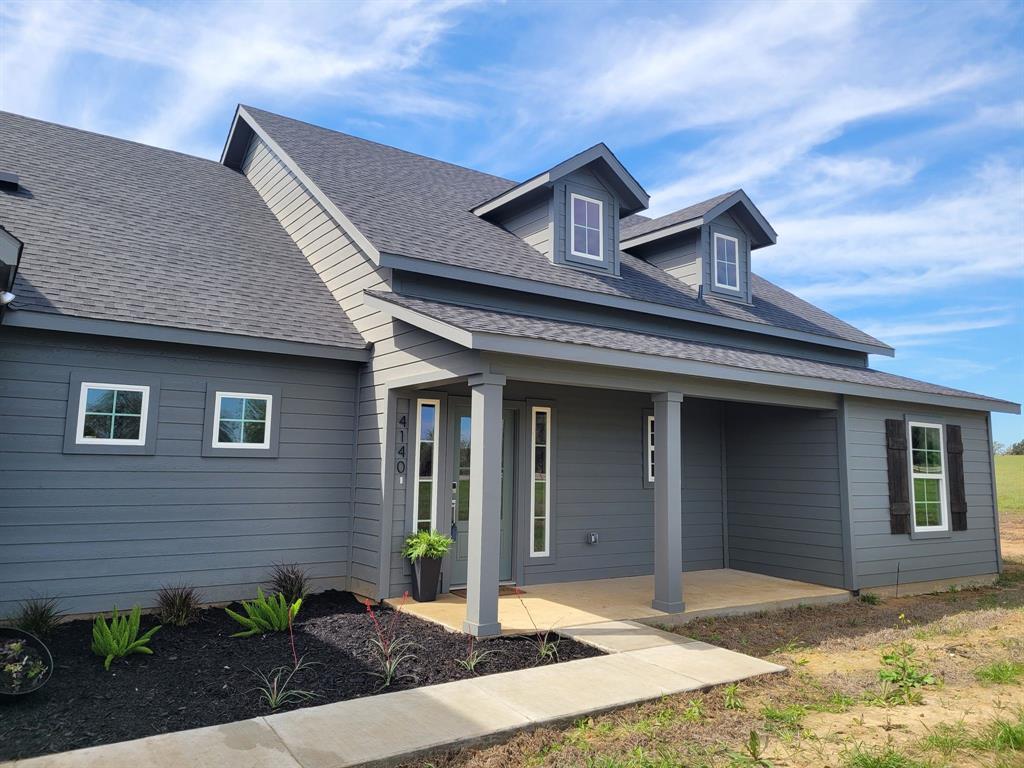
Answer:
[{"xmin": 241, "ymin": 104, "xmax": 518, "ymax": 187}]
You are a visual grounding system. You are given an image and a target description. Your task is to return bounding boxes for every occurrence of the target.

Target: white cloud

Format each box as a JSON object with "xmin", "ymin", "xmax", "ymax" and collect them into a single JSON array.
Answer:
[{"xmin": 0, "ymin": 0, "xmax": 472, "ymax": 154}]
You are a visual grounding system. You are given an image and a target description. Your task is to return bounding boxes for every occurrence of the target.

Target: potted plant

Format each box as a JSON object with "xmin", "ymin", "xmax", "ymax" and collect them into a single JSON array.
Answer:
[
  {"xmin": 402, "ymin": 530, "xmax": 453, "ymax": 602},
  {"xmin": 0, "ymin": 628, "xmax": 52, "ymax": 697}
]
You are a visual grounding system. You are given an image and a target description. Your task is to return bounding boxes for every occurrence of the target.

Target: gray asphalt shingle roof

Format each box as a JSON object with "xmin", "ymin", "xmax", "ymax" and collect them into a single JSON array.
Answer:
[
  {"xmin": 0, "ymin": 111, "xmax": 366, "ymax": 350},
  {"xmin": 619, "ymin": 191, "xmax": 737, "ymax": 240},
  {"xmin": 244, "ymin": 107, "xmax": 889, "ymax": 352},
  {"xmin": 369, "ymin": 291, "xmax": 1013, "ymax": 408}
]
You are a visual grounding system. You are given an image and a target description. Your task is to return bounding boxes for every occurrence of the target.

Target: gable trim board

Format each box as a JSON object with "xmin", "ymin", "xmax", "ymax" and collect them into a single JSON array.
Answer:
[{"xmin": 362, "ymin": 292, "xmax": 1018, "ymax": 415}]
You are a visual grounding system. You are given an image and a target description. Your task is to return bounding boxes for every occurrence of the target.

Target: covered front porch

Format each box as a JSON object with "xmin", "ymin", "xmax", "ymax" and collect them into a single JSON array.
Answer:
[{"xmin": 389, "ymin": 568, "xmax": 850, "ymax": 635}]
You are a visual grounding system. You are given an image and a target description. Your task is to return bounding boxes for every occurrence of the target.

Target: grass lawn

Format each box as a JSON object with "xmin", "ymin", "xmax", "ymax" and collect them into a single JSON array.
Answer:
[
  {"xmin": 997, "ymin": 455, "xmax": 1024, "ymax": 517},
  {"xmin": 421, "ymin": 556, "xmax": 1024, "ymax": 768}
]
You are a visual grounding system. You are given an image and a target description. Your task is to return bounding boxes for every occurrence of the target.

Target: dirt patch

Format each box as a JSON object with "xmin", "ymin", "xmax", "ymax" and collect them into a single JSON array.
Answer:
[
  {"xmin": 0, "ymin": 591, "xmax": 601, "ymax": 762},
  {"xmin": 1002, "ymin": 516, "xmax": 1024, "ymax": 559}
]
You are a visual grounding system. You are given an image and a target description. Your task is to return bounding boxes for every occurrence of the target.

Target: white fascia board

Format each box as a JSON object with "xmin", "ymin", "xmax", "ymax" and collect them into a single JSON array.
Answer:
[{"xmin": 362, "ymin": 292, "xmax": 475, "ymax": 348}]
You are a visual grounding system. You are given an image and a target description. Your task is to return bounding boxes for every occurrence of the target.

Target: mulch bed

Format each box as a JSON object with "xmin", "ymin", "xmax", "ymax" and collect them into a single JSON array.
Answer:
[{"xmin": 0, "ymin": 590, "xmax": 601, "ymax": 761}]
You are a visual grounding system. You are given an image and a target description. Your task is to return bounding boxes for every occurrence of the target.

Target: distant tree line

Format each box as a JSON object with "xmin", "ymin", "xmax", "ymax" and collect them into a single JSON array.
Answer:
[{"xmin": 993, "ymin": 440, "xmax": 1024, "ymax": 455}]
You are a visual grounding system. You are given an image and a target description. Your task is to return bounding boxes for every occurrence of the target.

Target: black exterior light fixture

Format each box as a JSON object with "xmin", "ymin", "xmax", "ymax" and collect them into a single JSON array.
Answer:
[{"xmin": 0, "ymin": 223, "xmax": 24, "ymax": 320}]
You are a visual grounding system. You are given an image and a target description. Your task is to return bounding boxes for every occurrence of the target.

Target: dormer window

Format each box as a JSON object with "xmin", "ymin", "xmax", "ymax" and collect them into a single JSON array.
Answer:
[
  {"xmin": 571, "ymin": 193, "xmax": 603, "ymax": 260},
  {"xmin": 713, "ymin": 232, "xmax": 739, "ymax": 290}
]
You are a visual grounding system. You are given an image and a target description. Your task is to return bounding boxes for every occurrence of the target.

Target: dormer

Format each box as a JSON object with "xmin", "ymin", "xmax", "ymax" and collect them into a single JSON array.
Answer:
[
  {"xmin": 473, "ymin": 144, "xmax": 648, "ymax": 277},
  {"xmin": 620, "ymin": 190, "xmax": 776, "ymax": 304}
]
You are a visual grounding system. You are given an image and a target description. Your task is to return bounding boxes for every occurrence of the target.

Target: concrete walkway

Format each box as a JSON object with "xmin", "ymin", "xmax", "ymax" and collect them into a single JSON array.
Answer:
[{"xmin": 5, "ymin": 622, "xmax": 784, "ymax": 768}]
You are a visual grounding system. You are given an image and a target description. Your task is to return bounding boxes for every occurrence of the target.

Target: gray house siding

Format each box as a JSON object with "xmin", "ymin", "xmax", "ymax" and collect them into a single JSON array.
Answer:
[
  {"xmin": 843, "ymin": 397, "xmax": 999, "ymax": 588},
  {"xmin": 724, "ymin": 403, "xmax": 846, "ymax": 588},
  {"xmin": 0, "ymin": 327, "xmax": 358, "ymax": 616},
  {"xmin": 241, "ymin": 133, "xmax": 482, "ymax": 598},
  {"xmin": 494, "ymin": 197, "xmax": 553, "ymax": 259},
  {"xmin": 633, "ymin": 230, "xmax": 702, "ymax": 291}
]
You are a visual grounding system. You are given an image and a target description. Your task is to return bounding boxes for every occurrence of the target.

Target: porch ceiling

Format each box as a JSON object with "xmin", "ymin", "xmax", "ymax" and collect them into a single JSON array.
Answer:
[{"xmin": 388, "ymin": 569, "xmax": 850, "ymax": 636}]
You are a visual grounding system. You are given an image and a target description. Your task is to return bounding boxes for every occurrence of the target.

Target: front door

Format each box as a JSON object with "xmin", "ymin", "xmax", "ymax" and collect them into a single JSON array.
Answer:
[{"xmin": 450, "ymin": 406, "xmax": 516, "ymax": 586}]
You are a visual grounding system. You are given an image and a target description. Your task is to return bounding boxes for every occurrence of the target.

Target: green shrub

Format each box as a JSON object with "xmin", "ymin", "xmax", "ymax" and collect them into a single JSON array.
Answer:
[
  {"xmin": 268, "ymin": 564, "xmax": 311, "ymax": 605},
  {"xmin": 859, "ymin": 592, "xmax": 883, "ymax": 605},
  {"xmin": 225, "ymin": 588, "xmax": 301, "ymax": 638},
  {"xmin": 12, "ymin": 597, "xmax": 63, "ymax": 637},
  {"xmin": 91, "ymin": 605, "xmax": 161, "ymax": 670},
  {"xmin": 155, "ymin": 584, "xmax": 203, "ymax": 627},
  {"xmin": 402, "ymin": 530, "xmax": 453, "ymax": 561}
]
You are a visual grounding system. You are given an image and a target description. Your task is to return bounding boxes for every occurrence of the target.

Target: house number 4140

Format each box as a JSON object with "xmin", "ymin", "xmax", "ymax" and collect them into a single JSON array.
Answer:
[{"xmin": 395, "ymin": 414, "xmax": 407, "ymax": 477}]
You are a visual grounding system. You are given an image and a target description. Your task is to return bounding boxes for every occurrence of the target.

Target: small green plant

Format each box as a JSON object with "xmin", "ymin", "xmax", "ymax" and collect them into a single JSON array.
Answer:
[
  {"xmin": 724, "ymin": 682, "xmax": 745, "ymax": 710},
  {"xmin": 859, "ymin": 592, "xmax": 883, "ymax": 605},
  {"xmin": 877, "ymin": 643, "xmax": 935, "ymax": 704},
  {"xmin": 11, "ymin": 597, "xmax": 63, "ymax": 637},
  {"xmin": 225, "ymin": 589, "xmax": 301, "ymax": 637},
  {"xmin": 268, "ymin": 563, "xmax": 311, "ymax": 605},
  {"xmin": 761, "ymin": 703, "xmax": 805, "ymax": 731},
  {"xmin": 843, "ymin": 744, "xmax": 928, "ymax": 768},
  {"xmin": 155, "ymin": 584, "xmax": 203, "ymax": 627},
  {"xmin": 249, "ymin": 656, "xmax": 319, "ymax": 710},
  {"xmin": 975, "ymin": 660, "xmax": 1024, "ymax": 684},
  {"xmin": 534, "ymin": 630, "xmax": 560, "ymax": 664},
  {"xmin": 681, "ymin": 698, "xmax": 705, "ymax": 722},
  {"xmin": 402, "ymin": 530, "xmax": 453, "ymax": 561},
  {"xmin": 919, "ymin": 720, "xmax": 969, "ymax": 756},
  {"xmin": 973, "ymin": 711, "xmax": 1024, "ymax": 752},
  {"xmin": 807, "ymin": 690, "xmax": 856, "ymax": 714},
  {"xmin": 1, "ymin": 639, "xmax": 48, "ymax": 692},
  {"xmin": 364, "ymin": 595, "xmax": 419, "ymax": 688},
  {"xmin": 91, "ymin": 605, "xmax": 161, "ymax": 670},
  {"xmin": 456, "ymin": 635, "xmax": 495, "ymax": 674},
  {"xmin": 738, "ymin": 730, "xmax": 772, "ymax": 767}
]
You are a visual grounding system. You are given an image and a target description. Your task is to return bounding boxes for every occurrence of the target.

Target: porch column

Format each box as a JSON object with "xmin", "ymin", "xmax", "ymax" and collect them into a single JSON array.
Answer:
[
  {"xmin": 652, "ymin": 391, "xmax": 685, "ymax": 613},
  {"xmin": 463, "ymin": 373, "xmax": 506, "ymax": 637}
]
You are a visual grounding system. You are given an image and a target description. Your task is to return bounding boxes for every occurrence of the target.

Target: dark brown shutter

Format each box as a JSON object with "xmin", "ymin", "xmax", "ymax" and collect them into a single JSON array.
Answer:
[
  {"xmin": 946, "ymin": 424, "xmax": 967, "ymax": 531},
  {"xmin": 885, "ymin": 418, "xmax": 911, "ymax": 534}
]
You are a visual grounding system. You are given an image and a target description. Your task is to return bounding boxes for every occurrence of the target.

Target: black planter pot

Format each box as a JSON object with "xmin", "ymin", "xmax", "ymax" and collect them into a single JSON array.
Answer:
[
  {"xmin": 0, "ymin": 628, "xmax": 53, "ymax": 698},
  {"xmin": 410, "ymin": 557, "xmax": 443, "ymax": 602}
]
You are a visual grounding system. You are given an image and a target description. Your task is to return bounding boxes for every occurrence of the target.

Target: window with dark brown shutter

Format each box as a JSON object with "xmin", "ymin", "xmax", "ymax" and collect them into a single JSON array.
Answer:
[
  {"xmin": 885, "ymin": 418, "xmax": 911, "ymax": 534},
  {"xmin": 946, "ymin": 424, "xmax": 967, "ymax": 531}
]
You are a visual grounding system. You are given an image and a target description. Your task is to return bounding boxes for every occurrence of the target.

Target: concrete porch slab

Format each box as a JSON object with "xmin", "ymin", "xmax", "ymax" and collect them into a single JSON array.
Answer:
[{"xmin": 393, "ymin": 568, "xmax": 850, "ymax": 635}]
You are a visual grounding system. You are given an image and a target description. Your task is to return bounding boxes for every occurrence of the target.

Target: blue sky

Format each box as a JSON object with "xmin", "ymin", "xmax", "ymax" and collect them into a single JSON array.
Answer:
[{"xmin": 1, "ymin": 0, "xmax": 1022, "ymax": 440}]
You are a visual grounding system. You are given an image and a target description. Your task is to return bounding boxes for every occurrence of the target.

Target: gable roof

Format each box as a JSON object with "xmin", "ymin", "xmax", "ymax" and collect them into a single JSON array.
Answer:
[
  {"xmin": 233, "ymin": 107, "xmax": 891, "ymax": 356},
  {"xmin": 472, "ymin": 142, "xmax": 649, "ymax": 217},
  {"xmin": 0, "ymin": 111, "xmax": 367, "ymax": 357},
  {"xmin": 620, "ymin": 189, "xmax": 777, "ymax": 248},
  {"xmin": 365, "ymin": 291, "xmax": 1020, "ymax": 414}
]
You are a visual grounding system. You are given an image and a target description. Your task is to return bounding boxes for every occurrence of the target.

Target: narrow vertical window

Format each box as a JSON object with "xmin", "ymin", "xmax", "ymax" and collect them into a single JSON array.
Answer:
[
  {"xmin": 713, "ymin": 233, "xmax": 739, "ymax": 290},
  {"xmin": 908, "ymin": 421, "xmax": 948, "ymax": 532},
  {"xmin": 570, "ymin": 193, "xmax": 603, "ymax": 260},
  {"xmin": 413, "ymin": 399, "xmax": 440, "ymax": 532},
  {"xmin": 531, "ymin": 406, "xmax": 552, "ymax": 557},
  {"xmin": 646, "ymin": 414, "xmax": 656, "ymax": 483}
]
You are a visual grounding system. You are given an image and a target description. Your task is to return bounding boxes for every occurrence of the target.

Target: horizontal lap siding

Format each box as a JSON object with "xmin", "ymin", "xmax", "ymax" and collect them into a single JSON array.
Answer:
[
  {"xmin": 522, "ymin": 389, "xmax": 723, "ymax": 585},
  {"xmin": 0, "ymin": 329, "xmax": 357, "ymax": 615},
  {"xmin": 844, "ymin": 397, "xmax": 998, "ymax": 588},
  {"xmin": 725, "ymin": 403, "xmax": 845, "ymax": 587},
  {"xmin": 242, "ymin": 135, "xmax": 481, "ymax": 599}
]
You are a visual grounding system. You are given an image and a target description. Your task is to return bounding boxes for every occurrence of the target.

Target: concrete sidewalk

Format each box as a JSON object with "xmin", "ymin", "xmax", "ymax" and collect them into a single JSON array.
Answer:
[{"xmin": 5, "ymin": 621, "xmax": 784, "ymax": 768}]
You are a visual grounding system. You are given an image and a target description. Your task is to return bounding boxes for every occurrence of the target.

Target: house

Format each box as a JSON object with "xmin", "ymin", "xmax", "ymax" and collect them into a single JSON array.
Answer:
[{"xmin": 0, "ymin": 107, "xmax": 1017, "ymax": 637}]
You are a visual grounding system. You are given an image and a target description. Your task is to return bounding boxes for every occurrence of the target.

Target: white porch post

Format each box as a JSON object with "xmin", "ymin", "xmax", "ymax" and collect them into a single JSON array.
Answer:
[
  {"xmin": 463, "ymin": 373, "xmax": 506, "ymax": 637},
  {"xmin": 652, "ymin": 391, "xmax": 684, "ymax": 613}
]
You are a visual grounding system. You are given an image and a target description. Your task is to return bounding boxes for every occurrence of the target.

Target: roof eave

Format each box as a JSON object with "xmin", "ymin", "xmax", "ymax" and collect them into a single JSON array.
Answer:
[{"xmin": 621, "ymin": 190, "xmax": 777, "ymax": 250}]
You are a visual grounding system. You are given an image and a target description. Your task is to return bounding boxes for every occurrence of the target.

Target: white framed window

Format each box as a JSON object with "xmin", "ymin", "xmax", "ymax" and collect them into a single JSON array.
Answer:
[
  {"xmin": 646, "ymin": 414, "xmax": 656, "ymax": 483},
  {"xmin": 75, "ymin": 383, "xmax": 150, "ymax": 446},
  {"xmin": 713, "ymin": 233, "xmax": 740, "ymax": 290},
  {"xmin": 413, "ymin": 399, "xmax": 440, "ymax": 532},
  {"xmin": 570, "ymin": 193, "xmax": 603, "ymax": 260},
  {"xmin": 908, "ymin": 421, "xmax": 949, "ymax": 532},
  {"xmin": 530, "ymin": 406, "xmax": 552, "ymax": 557},
  {"xmin": 212, "ymin": 392, "xmax": 273, "ymax": 449}
]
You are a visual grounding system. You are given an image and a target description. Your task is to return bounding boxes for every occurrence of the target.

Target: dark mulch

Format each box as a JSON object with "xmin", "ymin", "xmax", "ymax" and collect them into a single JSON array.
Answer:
[{"xmin": 0, "ymin": 590, "xmax": 601, "ymax": 761}]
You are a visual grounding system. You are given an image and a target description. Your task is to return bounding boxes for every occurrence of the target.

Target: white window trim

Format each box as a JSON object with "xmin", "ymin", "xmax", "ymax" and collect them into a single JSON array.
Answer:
[
  {"xmin": 646, "ymin": 414, "xmax": 656, "ymax": 484},
  {"xmin": 530, "ymin": 406, "xmax": 552, "ymax": 557},
  {"xmin": 569, "ymin": 192, "xmax": 604, "ymax": 261},
  {"xmin": 907, "ymin": 420, "xmax": 949, "ymax": 533},
  {"xmin": 75, "ymin": 382, "xmax": 150, "ymax": 446},
  {"xmin": 713, "ymin": 232, "xmax": 740, "ymax": 290},
  {"xmin": 211, "ymin": 391, "xmax": 273, "ymax": 450},
  {"xmin": 412, "ymin": 398, "xmax": 441, "ymax": 532}
]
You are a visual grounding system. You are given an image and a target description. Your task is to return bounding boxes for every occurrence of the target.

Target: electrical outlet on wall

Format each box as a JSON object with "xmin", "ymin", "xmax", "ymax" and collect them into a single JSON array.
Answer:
[{"xmin": 586, "ymin": 531, "xmax": 599, "ymax": 545}]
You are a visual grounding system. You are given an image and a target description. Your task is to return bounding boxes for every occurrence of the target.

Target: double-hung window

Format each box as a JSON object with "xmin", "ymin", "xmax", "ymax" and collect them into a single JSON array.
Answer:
[
  {"xmin": 713, "ymin": 233, "xmax": 739, "ymax": 290},
  {"xmin": 570, "ymin": 193, "xmax": 603, "ymax": 260},
  {"xmin": 76, "ymin": 383, "xmax": 149, "ymax": 445},
  {"xmin": 212, "ymin": 392, "xmax": 272, "ymax": 449},
  {"xmin": 531, "ymin": 406, "xmax": 552, "ymax": 557},
  {"xmin": 413, "ymin": 399, "xmax": 440, "ymax": 532},
  {"xmin": 908, "ymin": 422, "xmax": 948, "ymax": 532}
]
